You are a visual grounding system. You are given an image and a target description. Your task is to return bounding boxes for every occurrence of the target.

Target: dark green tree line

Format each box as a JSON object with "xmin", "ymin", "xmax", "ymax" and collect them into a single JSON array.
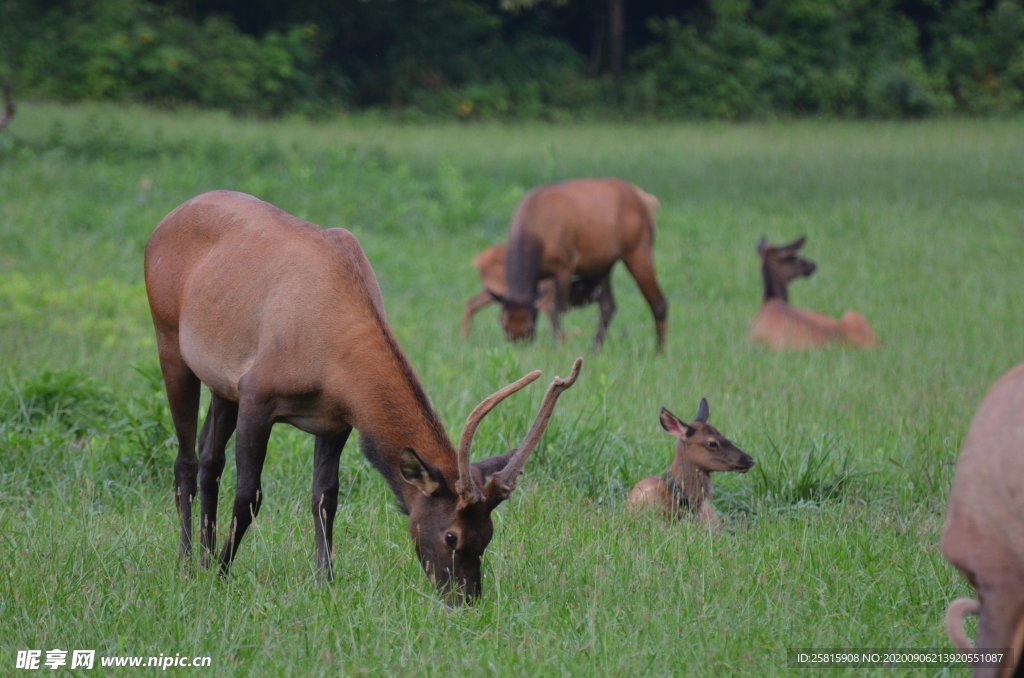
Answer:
[{"xmin": 1, "ymin": 0, "xmax": 1022, "ymax": 118}]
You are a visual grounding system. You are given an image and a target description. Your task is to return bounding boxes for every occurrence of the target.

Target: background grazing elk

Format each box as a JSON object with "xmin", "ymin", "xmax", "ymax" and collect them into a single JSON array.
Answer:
[
  {"xmin": 145, "ymin": 190, "xmax": 583, "ymax": 603},
  {"xmin": 627, "ymin": 398, "xmax": 754, "ymax": 525},
  {"xmin": 461, "ymin": 243, "xmax": 603, "ymax": 339},
  {"xmin": 942, "ymin": 363, "xmax": 1024, "ymax": 676},
  {"xmin": 497, "ymin": 178, "xmax": 667, "ymax": 351},
  {"xmin": 748, "ymin": 236, "xmax": 879, "ymax": 350}
]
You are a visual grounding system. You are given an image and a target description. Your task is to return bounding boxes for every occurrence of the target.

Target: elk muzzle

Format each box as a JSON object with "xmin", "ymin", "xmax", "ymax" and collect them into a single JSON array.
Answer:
[
  {"xmin": 417, "ymin": 549, "xmax": 483, "ymax": 605},
  {"xmin": 734, "ymin": 453, "xmax": 756, "ymax": 473},
  {"xmin": 501, "ymin": 303, "xmax": 537, "ymax": 343}
]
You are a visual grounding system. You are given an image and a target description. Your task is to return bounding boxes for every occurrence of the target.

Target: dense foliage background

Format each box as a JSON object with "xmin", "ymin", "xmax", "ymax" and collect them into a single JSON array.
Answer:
[{"xmin": 2, "ymin": 0, "xmax": 1024, "ymax": 119}]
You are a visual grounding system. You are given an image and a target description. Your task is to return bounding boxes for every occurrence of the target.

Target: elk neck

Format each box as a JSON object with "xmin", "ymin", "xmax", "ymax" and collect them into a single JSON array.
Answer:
[
  {"xmin": 504, "ymin": 230, "xmax": 543, "ymax": 306},
  {"xmin": 352, "ymin": 326, "xmax": 459, "ymax": 508},
  {"xmin": 668, "ymin": 451, "xmax": 712, "ymax": 514},
  {"xmin": 761, "ymin": 262, "xmax": 789, "ymax": 303}
]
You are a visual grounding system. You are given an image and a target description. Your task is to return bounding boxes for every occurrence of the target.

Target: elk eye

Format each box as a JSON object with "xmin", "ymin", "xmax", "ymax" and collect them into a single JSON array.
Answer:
[
  {"xmin": 445, "ymin": 532, "xmax": 458, "ymax": 551},
  {"xmin": 708, "ymin": 440, "xmax": 719, "ymax": 449}
]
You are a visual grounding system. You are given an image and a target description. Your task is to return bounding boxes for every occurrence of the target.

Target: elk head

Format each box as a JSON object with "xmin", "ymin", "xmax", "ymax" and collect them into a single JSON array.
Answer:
[
  {"xmin": 660, "ymin": 399, "xmax": 754, "ymax": 473},
  {"xmin": 500, "ymin": 300, "xmax": 538, "ymax": 343},
  {"xmin": 399, "ymin": 357, "xmax": 582, "ymax": 603},
  {"xmin": 758, "ymin": 235, "xmax": 817, "ymax": 302}
]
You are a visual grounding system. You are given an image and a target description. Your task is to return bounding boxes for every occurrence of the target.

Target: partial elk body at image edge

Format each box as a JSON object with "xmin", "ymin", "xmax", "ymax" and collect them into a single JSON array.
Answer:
[{"xmin": 942, "ymin": 363, "xmax": 1024, "ymax": 676}]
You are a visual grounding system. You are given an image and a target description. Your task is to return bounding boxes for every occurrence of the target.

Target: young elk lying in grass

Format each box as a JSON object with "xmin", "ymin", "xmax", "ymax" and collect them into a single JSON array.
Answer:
[
  {"xmin": 145, "ymin": 190, "xmax": 583, "ymax": 605},
  {"xmin": 627, "ymin": 399, "xmax": 754, "ymax": 526},
  {"xmin": 461, "ymin": 244, "xmax": 603, "ymax": 339},
  {"xmin": 748, "ymin": 236, "xmax": 879, "ymax": 350},
  {"xmin": 942, "ymin": 363, "xmax": 1024, "ymax": 676}
]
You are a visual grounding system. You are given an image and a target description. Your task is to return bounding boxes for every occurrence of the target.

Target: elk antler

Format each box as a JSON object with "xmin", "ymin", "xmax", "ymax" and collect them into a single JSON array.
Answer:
[
  {"xmin": 944, "ymin": 597, "xmax": 980, "ymax": 651},
  {"xmin": 0, "ymin": 83, "xmax": 14, "ymax": 133},
  {"xmin": 486, "ymin": 357, "xmax": 583, "ymax": 502},
  {"xmin": 456, "ymin": 368, "xmax": 542, "ymax": 507}
]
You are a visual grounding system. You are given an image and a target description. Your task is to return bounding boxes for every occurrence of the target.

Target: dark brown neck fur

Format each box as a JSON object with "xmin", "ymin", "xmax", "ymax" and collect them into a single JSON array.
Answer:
[
  {"xmin": 504, "ymin": 230, "xmax": 542, "ymax": 306},
  {"xmin": 357, "ymin": 320, "xmax": 457, "ymax": 511},
  {"xmin": 668, "ymin": 452, "xmax": 712, "ymax": 514},
  {"xmin": 762, "ymin": 261, "xmax": 788, "ymax": 303}
]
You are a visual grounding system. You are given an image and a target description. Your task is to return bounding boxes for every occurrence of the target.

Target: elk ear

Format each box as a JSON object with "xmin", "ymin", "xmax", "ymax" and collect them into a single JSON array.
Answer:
[
  {"xmin": 694, "ymin": 398, "xmax": 709, "ymax": 424},
  {"xmin": 399, "ymin": 448, "xmax": 441, "ymax": 496},
  {"xmin": 473, "ymin": 450, "xmax": 515, "ymax": 484},
  {"xmin": 660, "ymin": 407, "xmax": 692, "ymax": 438},
  {"xmin": 757, "ymin": 236, "xmax": 768, "ymax": 255},
  {"xmin": 783, "ymin": 235, "xmax": 806, "ymax": 251}
]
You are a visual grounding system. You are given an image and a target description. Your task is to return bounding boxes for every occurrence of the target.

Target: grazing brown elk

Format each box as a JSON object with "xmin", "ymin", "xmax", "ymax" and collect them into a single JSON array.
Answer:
[
  {"xmin": 748, "ymin": 236, "xmax": 879, "ymax": 350},
  {"xmin": 498, "ymin": 178, "xmax": 667, "ymax": 351},
  {"xmin": 461, "ymin": 244, "xmax": 603, "ymax": 339},
  {"xmin": 942, "ymin": 364, "xmax": 1024, "ymax": 676},
  {"xmin": 144, "ymin": 190, "xmax": 583, "ymax": 603},
  {"xmin": 627, "ymin": 399, "xmax": 754, "ymax": 526}
]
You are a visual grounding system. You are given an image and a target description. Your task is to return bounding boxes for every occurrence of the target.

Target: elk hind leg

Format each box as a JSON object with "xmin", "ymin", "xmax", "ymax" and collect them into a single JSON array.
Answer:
[
  {"xmin": 197, "ymin": 394, "xmax": 238, "ymax": 568},
  {"xmin": 158, "ymin": 348, "xmax": 201, "ymax": 562},
  {"xmin": 622, "ymin": 246, "xmax": 668, "ymax": 352},
  {"xmin": 218, "ymin": 396, "xmax": 273, "ymax": 574},
  {"xmin": 974, "ymin": 590, "xmax": 1024, "ymax": 676}
]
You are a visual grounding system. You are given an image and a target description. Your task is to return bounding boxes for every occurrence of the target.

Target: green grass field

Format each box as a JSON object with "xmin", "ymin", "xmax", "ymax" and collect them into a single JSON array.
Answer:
[{"xmin": 1, "ymin": 104, "xmax": 1022, "ymax": 675}]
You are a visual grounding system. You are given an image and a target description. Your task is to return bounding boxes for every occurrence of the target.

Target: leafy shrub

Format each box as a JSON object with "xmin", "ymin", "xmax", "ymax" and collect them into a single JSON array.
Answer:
[
  {"xmin": 865, "ymin": 62, "xmax": 940, "ymax": 117},
  {"xmin": 3, "ymin": 0, "xmax": 330, "ymax": 115}
]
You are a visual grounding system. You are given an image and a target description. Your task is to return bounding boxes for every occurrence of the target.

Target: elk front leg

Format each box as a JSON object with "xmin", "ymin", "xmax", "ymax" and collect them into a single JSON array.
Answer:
[
  {"xmin": 461, "ymin": 290, "xmax": 495, "ymax": 339},
  {"xmin": 592, "ymin": 273, "xmax": 616, "ymax": 351},
  {"xmin": 312, "ymin": 428, "xmax": 351, "ymax": 584},
  {"xmin": 218, "ymin": 400, "xmax": 272, "ymax": 574},
  {"xmin": 197, "ymin": 394, "xmax": 238, "ymax": 568},
  {"xmin": 551, "ymin": 270, "xmax": 573, "ymax": 343},
  {"xmin": 158, "ymin": 351, "xmax": 201, "ymax": 562}
]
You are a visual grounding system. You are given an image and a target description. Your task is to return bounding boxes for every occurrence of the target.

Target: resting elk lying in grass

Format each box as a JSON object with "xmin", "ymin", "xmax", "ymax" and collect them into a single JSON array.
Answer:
[
  {"xmin": 748, "ymin": 236, "xmax": 879, "ymax": 350},
  {"xmin": 942, "ymin": 364, "xmax": 1024, "ymax": 676},
  {"xmin": 460, "ymin": 244, "xmax": 603, "ymax": 339},
  {"xmin": 145, "ymin": 190, "xmax": 583, "ymax": 604},
  {"xmin": 627, "ymin": 399, "xmax": 754, "ymax": 526},
  {"xmin": 497, "ymin": 178, "xmax": 667, "ymax": 352}
]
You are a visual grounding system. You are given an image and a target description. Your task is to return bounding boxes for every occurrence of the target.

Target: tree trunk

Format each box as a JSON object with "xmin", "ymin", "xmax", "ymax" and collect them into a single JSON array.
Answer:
[{"xmin": 608, "ymin": 0, "xmax": 624, "ymax": 77}]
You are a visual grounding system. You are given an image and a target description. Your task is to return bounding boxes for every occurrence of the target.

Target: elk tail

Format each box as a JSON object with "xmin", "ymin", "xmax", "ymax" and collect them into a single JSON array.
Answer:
[
  {"xmin": 634, "ymin": 187, "xmax": 660, "ymax": 226},
  {"xmin": 945, "ymin": 597, "xmax": 980, "ymax": 651}
]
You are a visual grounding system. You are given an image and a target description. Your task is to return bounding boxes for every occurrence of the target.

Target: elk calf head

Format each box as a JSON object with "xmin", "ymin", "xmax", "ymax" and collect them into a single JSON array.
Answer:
[
  {"xmin": 758, "ymin": 235, "xmax": 816, "ymax": 302},
  {"xmin": 399, "ymin": 358, "xmax": 583, "ymax": 603},
  {"xmin": 660, "ymin": 400, "xmax": 755, "ymax": 474},
  {"xmin": 628, "ymin": 398, "xmax": 754, "ymax": 522}
]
